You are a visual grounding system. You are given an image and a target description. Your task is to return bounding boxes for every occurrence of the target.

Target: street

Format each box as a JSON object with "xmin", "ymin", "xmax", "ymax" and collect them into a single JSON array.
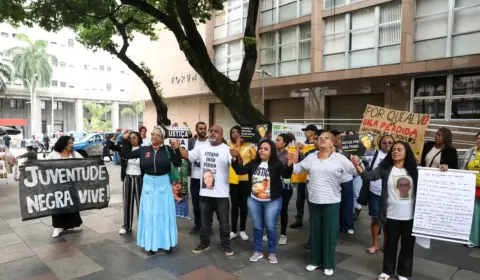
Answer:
[{"xmin": 0, "ymin": 162, "xmax": 479, "ymax": 280}]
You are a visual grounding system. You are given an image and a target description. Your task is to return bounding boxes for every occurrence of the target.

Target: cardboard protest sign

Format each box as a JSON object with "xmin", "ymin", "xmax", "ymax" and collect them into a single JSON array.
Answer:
[
  {"xmin": 166, "ymin": 127, "xmax": 190, "ymax": 148},
  {"xmin": 341, "ymin": 134, "xmax": 373, "ymax": 155},
  {"xmin": 19, "ymin": 158, "xmax": 110, "ymax": 221},
  {"xmin": 241, "ymin": 124, "xmax": 270, "ymax": 142},
  {"xmin": 271, "ymin": 122, "xmax": 322, "ymax": 143},
  {"xmin": 359, "ymin": 104, "xmax": 431, "ymax": 158}
]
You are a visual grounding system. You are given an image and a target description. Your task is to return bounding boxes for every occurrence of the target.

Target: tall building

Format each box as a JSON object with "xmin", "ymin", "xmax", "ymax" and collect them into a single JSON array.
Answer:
[
  {"xmin": 0, "ymin": 23, "xmax": 143, "ymax": 137},
  {"xmin": 130, "ymin": 0, "xmax": 480, "ymax": 143}
]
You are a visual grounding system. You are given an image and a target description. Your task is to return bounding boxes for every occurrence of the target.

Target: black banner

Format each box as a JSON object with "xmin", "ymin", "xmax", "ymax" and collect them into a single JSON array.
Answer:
[
  {"xmin": 341, "ymin": 134, "xmax": 373, "ymax": 155},
  {"xmin": 241, "ymin": 124, "xmax": 271, "ymax": 143},
  {"xmin": 19, "ymin": 158, "xmax": 110, "ymax": 221}
]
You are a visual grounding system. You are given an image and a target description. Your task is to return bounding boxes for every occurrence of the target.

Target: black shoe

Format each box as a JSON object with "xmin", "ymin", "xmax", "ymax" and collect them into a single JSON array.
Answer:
[
  {"xmin": 192, "ymin": 244, "xmax": 210, "ymax": 254},
  {"xmin": 165, "ymin": 247, "xmax": 173, "ymax": 254},
  {"xmin": 223, "ymin": 247, "xmax": 234, "ymax": 256},
  {"xmin": 189, "ymin": 226, "xmax": 201, "ymax": 234},
  {"xmin": 147, "ymin": 250, "xmax": 155, "ymax": 255},
  {"xmin": 290, "ymin": 221, "xmax": 303, "ymax": 229},
  {"xmin": 354, "ymin": 209, "xmax": 361, "ymax": 221}
]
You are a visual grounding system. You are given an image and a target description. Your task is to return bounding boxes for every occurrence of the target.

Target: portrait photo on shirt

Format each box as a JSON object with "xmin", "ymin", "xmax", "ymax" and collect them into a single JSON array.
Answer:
[
  {"xmin": 252, "ymin": 165, "xmax": 270, "ymax": 199},
  {"xmin": 393, "ymin": 176, "xmax": 413, "ymax": 200},
  {"xmin": 202, "ymin": 169, "xmax": 215, "ymax": 189}
]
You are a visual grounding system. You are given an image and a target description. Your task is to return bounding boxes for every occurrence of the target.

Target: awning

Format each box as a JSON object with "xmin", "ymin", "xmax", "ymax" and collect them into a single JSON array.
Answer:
[{"xmin": 0, "ymin": 119, "xmax": 27, "ymax": 126}]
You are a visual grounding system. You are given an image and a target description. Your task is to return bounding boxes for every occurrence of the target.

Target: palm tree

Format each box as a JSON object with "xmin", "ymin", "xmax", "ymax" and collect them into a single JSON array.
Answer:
[
  {"xmin": 3, "ymin": 34, "xmax": 58, "ymax": 135},
  {"xmin": 0, "ymin": 61, "xmax": 13, "ymax": 95},
  {"xmin": 84, "ymin": 102, "xmax": 112, "ymax": 132},
  {"xmin": 121, "ymin": 101, "xmax": 145, "ymax": 129}
]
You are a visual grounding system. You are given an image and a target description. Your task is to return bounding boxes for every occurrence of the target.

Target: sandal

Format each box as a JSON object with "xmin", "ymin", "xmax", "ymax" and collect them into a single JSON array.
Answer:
[
  {"xmin": 377, "ymin": 273, "xmax": 390, "ymax": 280},
  {"xmin": 367, "ymin": 246, "xmax": 379, "ymax": 254}
]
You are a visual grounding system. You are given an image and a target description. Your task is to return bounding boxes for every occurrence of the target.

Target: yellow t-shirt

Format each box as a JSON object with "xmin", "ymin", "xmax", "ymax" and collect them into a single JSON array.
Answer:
[
  {"xmin": 229, "ymin": 142, "xmax": 257, "ymax": 183},
  {"xmin": 467, "ymin": 151, "xmax": 480, "ymax": 188},
  {"xmin": 290, "ymin": 144, "xmax": 316, "ymax": 183}
]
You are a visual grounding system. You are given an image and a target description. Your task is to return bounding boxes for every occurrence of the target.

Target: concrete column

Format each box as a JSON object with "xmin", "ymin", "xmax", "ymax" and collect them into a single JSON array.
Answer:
[
  {"xmin": 312, "ymin": 0, "xmax": 324, "ymax": 73},
  {"xmin": 112, "ymin": 101, "xmax": 119, "ymax": 130},
  {"xmin": 401, "ymin": 0, "xmax": 415, "ymax": 63},
  {"xmin": 30, "ymin": 96, "xmax": 42, "ymax": 136},
  {"xmin": 75, "ymin": 99, "xmax": 83, "ymax": 132}
]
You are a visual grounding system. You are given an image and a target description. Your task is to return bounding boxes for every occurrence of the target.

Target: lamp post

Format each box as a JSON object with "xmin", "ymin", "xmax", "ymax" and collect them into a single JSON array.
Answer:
[{"xmin": 254, "ymin": 69, "xmax": 272, "ymax": 114}]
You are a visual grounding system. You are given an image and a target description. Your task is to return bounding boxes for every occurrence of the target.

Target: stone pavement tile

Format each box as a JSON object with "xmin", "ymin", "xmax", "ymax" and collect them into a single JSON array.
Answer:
[
  {"xmin": 201, "ymin": 249, "xmax": 253, "ymax": 274},
  {"xmin": 20, "ymin": 232, "xmax": 68, "ymax": 249},
  {"xmin": 81, "ymin": 214, "xmax": 120, "ymax": 234},
  {"xmin": 46, "ymin": 252, "xmax": 103, "ymax": 280},
  {"xmin": 121, "ymin": 242, "xmax": 156, "ymax": 259},
  {"xmin": 468, "ymin": 248, "xmax": 480, "ymax": 259},
  {"xmin": 413, "ymin": 257, "xmax": 457, "ymax": 280},
  {"xmin": 62, "ymin": 227, "xmax": 107, "ymax": 246},
  {"xmin": 451, "ymin": 269, "xmax": 480, "ymax": 280},
  {"xmin": 0, "ymin": 256, "xmax": 53, "ymax": 280},
  {"xmin": 0, "ymin": 210, "xmax": 22, "ymax": 220},
  {"xmin": 25, "ymin": 272, "xmax": 59, "ymax": 280},
  {"xmin": 78, "ymin": 239, "xmax": 155, "ymax": 279},
  {"xmin": 234, "ymin": 262, "xmax": 304, "ymax": 280},
  {"xmin": 145, "ymin": 253, "xmax": 211, "ymax": 277},
  {"xmin": 181, "ymin": 265, "xmax": 238, "ymax": 280},
  {"xmin": 13, "ymin": 222, "xmax": 51, "ymax": 237},
  {"xmin": 109, "ymin": 194, "xmax": 123, "ymax": 204},
  {"xmin": 39, "ymin": 217, "xmax": 53, "ymax": 226},
  {"xmin": 356, "ymin": 276, "xmax": 375, "ymax": 280},
  {"xmin": 121, "ymin": 267, "xmax": 179, "ymax": 280},
  {"xmin": 337, "ymin": 255, "xmax": 383, "ymax": 278},
  {"xmin": 0, "ymin": 232, "xmax": 24, "ymax": 248},
  {"xmin": 5, "ymin": 217, "xmax": 42, "ymax": 228},
  {"xmin": 0, "ymin": 202, "xmax": 20, "ymax": 216},
  {"xmin": 102, "ymin": 230, "xmax": 136, "ymax": 245},
  {"xmin": 414, "ymin": 240, "xmax": 480, "ymax": 273},
  {"xmin": 32, "ymin": 241, "xmax": 82, "ymax": 262},
  {"xmin": 0, "ymin": 243, "xmax": 35, "ymax": 264},
  {"xmin": 0, "ymin": 218, "xmax": 13, "ymax": 235}
]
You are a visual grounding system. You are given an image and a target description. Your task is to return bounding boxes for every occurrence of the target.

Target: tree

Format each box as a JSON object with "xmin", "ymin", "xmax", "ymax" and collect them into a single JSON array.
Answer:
[
  {"xmin": 3, "ymin": 33, "xmax": 57, "ymax": 135},
  {"xmin": 83, "ymin": 102, "xmax": 112, "ymax": 132},
  {"xmin": 28, "ymin": 0, "xmax": 266, "ymax": 126},
  {"xmin": 121, "ymin": 101, "xmax": 145, "ymax": 129},
  {"xmin": 0, "ymin": 61, "xmax": 13, "ymax": 95}
]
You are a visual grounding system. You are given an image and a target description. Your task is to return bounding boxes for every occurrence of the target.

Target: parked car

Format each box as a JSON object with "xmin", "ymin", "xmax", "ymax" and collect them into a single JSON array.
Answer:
[{"xmin": 73, "ymin": 132, "xmax": 115, "ymax": 158}]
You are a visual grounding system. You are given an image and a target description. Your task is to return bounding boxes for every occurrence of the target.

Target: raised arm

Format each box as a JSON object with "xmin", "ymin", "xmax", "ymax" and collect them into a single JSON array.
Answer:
[{"xmin": 169, "ymin": 146, "xmax": 182, "ymax": 167}]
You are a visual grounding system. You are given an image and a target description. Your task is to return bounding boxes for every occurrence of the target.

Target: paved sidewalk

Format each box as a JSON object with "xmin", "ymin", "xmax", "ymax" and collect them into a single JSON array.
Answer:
[{"xmin": 0, "ymin": 164, "xmax": 479, "ymax": 280}]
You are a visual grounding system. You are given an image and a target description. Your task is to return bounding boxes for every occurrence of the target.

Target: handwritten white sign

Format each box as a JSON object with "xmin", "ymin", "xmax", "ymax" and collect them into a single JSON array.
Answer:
[{"xmin": 413, "ymin": 167, "xmax": 477, "ymax": 244}]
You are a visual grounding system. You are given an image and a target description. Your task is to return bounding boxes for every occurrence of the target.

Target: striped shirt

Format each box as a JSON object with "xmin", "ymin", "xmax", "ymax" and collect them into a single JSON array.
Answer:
[{"xmin": 292, "ymin": 152, "xmax": 357, "ymax": 204}]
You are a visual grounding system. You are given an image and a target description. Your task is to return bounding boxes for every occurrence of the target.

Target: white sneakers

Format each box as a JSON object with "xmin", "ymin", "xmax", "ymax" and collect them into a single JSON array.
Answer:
[
  {"xmin": 52, "ymin": 228, "xmax": 64, "ymax": 238},
  {"xmin": 278, "ymin": 235, "xmax": 288, "ymax": 245},
  {"xmin": 119, "ymin": 228, "xmax": 127, "ymax": 235},
  {"xmin": 249, "ymin": 252, "xmax": 263, "ymax": 262},
  {"xmin": 305, "ymin": 265, "xmax": 334, "ymax": 276},
  {"xmin": 263, "ymin": 235, "xmax": 268, "ymax": 242},
  {"xmin": 230, "ymin": 231, "xmax": 249, "ymax": 241},
  {"xmin": 377, "ymin": 273, "xmax": 391, "ymax": 280},
  {"xmin": 347, "ymin": 229, "xmax": 354, "ymax": 235}
]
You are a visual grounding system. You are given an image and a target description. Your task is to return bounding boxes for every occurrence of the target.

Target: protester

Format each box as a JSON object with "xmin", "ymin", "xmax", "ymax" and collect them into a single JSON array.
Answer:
[
  {"xmin": 17, "ymin": 144, "xmax": 38, "ymax": 163},
  {"xmin": 276, "ymin": 133, "xmax": 293, "ymax": 245},
  {"xmin": 231, "ymin": 139, "xmax": 292, "ymax": 264},
  {"xmin": 331, "ymin": 129, "xmax": 355, "ymax": 234},
  {"xmin": 48, "ymin": 136, "xmax": 83, "ymax": 238},
  {"xmin": 139, "ymin": 126, "xmax": 152, "ymax": 146},
  {"xmin": 31, "ymin": 135, "xmax": 39, "ymax": 153},
  {"xmin": 103, "ymin": 135, "xmax": 113, "ymax": 162},
  {"xmin": 229, "ymin": 125, "xmax": 257, "ymax": 241},
  {"xmin": 113, "ymin": 128, "xmax": 122, "ymax": 165},
  {"xmin": 463, "ymin": 132, "xmax": 480, "ymax": 248},
  {"xmin": 175, "ymin": 124, "xmax": 235, "ymax": 256},
  {"xmin": 353, "ymin": 141, "xmax": 448, "ymax": 280},
  {"xmin": 421, "ymin": 127, "xmax": 458, "ymax": 169},
  {"xmin": 287, "ymin": 131, "xmax": 357, "ymax": 276},
  {"xmin": 122, "ymin": 126, "xmax": 181, "ymax": 255},
  {"xmin": 3, "ymin": 134, "xmax": 11, "ymax": 149},
  {"xmin": 106, "ymin": 131, "xmax": 143, "ymax": 235},
  {"xmin": 362, "ymin": 135, "xmax": 394, "ymax": 254},
  {"xmin": 187, "ymin": 122, "xmax": 209, "ymax": 234},
  {"xmin": 290, "ymin": 124, "xmax": 318, "ymax": 229}
]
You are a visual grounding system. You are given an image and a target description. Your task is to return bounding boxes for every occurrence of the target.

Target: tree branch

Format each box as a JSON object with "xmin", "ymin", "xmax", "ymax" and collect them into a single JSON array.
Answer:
[{"xmin": 238, "ymin": 0, "xmax": 260, "ymax": 91}]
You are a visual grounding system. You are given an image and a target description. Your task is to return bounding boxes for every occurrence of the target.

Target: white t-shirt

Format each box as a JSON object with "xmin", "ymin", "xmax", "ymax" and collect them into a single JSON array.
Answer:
[
  {"xmin": 188, "ymin": 142, "xmax": 232, "ymax": 198},
  {"xmin": 191, "ymin": 139, "xmax": 209, "ymax": 179},
  {"xmin": 126, "ymin": 146, "xmax": 142, "ymax": 175},
  {"xmin": 251, "ymin": 162, "xmax": 271, "ymax": 201},
  {"xmin": 386, "ymin": 167, "xmax": 415, "ymax": 220},
  {"xmin": 141, "ymin": 137, "xmax": 151, "ymax": 147},
  {"xmin": 367, "ymin": 150, "xmax": 388, "ymax": 196},
  {"xmin": 425, "ymin": 146, "xmax": 442, "ymax": 168}
]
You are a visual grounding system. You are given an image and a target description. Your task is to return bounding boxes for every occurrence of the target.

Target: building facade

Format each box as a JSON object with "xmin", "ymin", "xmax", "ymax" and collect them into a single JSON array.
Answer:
[
  {"xmin": 132, "ymin": 0, "xmax": 480, "ymax": 145},
  {"xmin": 0, "ymin": 23, "xmax": 143, "ymax": 137}
]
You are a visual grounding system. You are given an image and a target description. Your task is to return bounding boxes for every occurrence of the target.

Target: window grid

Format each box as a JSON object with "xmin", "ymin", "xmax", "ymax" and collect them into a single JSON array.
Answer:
[
  {"xmin": 260, "ymin": 0, "xmax": 312, "ymax": 27},
  {"xmin": 323, "ymin": 0, "xmax": 401, "ymax": 71},
  {"xmin": 411, "ymin": 72, "xmax": 480, "ymax": 120},
  {"xmin": 215, "ymin": 40, "xmax": 245, "ymax": 80},
  {"xmin": 214, "ymin": 0, "xmax": 249, "ymax": 40},
  {"xmin": 414, "ymin": 0, "xmax": 480, "ymax": 60},
  {"xmin": 259, "ymin": 24, "xmax": 311, "ymax": 77},
  {"xmin": 324, "ymin": 0, "xmax": 362, "ymax": 10}
]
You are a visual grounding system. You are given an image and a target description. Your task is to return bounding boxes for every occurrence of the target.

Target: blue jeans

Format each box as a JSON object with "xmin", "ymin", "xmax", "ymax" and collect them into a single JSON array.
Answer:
[
  {"xmin": 248, "ymin": 196, "xmax": 282, "ymax": 254},
  {"xmin": 340, "ymin": 180, "xmax": 354, "ymax": 231},
  {"xmin": 352, "ymin": 176, "xmax": 363, "ymax": 211}
]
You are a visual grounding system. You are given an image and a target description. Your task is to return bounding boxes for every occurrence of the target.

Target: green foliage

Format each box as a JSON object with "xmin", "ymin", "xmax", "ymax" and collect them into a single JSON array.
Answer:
[
  {"xmin": 243, "ymin": 37, "xmax": 257, "ymax": 48},
  {"xmin": 0, "ymin": 61, "xmax": 13, "ymax": 95},
  {"xmin": 2, "ymin": 34, "xmax": 57, "ymax": 90},
  {"xmin": 0, "ymin": 0, "xmax": 30, "ymax": 26},
  {"xmin": 83, "ymin": 102, "xmax": 112, "ymax": 132},
  {"xmin": 121, "ymin": 101, "xmax": 145, "ymax": 117}
]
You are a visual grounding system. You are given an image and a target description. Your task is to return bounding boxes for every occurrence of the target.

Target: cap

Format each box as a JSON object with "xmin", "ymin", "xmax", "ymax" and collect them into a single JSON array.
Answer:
[
  {"xmin": 302, "ymin": 124, "xmax": 318, "ymax": 132},
  {"xmin": 139, "ymin": 126, "xmax": 147, "ymax": 132}
]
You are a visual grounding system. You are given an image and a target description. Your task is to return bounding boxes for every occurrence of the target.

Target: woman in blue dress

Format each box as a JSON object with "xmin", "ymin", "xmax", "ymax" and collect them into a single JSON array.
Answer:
[{"xmin": 124, "ymin": 126, "xmax": 182, "ymax": 255}]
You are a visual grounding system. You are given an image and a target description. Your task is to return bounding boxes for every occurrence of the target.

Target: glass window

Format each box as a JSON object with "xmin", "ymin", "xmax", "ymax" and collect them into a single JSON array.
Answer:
[
  {"xmin": 107, "ymin": 83, "xmax": 112, "ymax": 91},
  {"xmin": 413, "ymin": 99, "xmax": 446, "ymax": 119},
  {"xmin": 59, "ymin": 62, "xmax": 66, "ymax": 67},
  {"xmin": 99, "ymin": 65, "xmax": 105, "ymax": 71},
  {"xmin": 84, "ymin": 64, "xmax": 89, "ymax": 70},
  {"xmin": 279, "ymin": 0, "xmax": 297, "ymax": 23},
  {"xmin": 414, "ymin": 76, "xmax": 447, "ymax": 97},
  {"xmin": 51, "ymin": 80, "xmax": 58, "ymax": 87},
  {"xmin": 325, "ymin": 0, "xmax": 346, "ymax": 9},
  {"xmin": 261, "ymin": 0, "xmax": 311, "ymax": 27},
  {"xmin": 1, "ymin": 32, "xmax": 9, "ymax": 38},
  {"xmin": 60, "ymin": 82, "xmax": 66, "ymax": 88},
  {"xmin": 40, "ymin": 101, "xmax": 46, "ymax": 110},
  {"xmin": 214, "ymin": 40, "xmax": 244, "ymax": 80},
  {"xmin": 68, "ymin": 39, "xmax": 74, "ymax": 48},
  {"xmin": 107, "ymin": 66, "xmax": 111, "ymax": 72},
  {"xmin": 10, "ymin": 100, "xmax": 24, "ymax": 108}
]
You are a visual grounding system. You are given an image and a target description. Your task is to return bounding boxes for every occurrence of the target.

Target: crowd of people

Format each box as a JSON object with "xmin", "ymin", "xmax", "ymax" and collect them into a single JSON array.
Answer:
[{"xmin": 40, "ymin": 122, "xmax": 480, "ymax": 280}]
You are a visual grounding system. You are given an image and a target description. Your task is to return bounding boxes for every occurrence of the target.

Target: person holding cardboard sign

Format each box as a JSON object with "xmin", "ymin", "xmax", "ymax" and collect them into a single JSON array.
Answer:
[{"xmin": 228, "ymin": 126, "xmax": 257, "ymax": 242}]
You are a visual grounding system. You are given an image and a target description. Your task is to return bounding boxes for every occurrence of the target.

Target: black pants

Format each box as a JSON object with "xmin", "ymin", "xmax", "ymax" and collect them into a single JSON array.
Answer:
[
  {"xmin": 281, "ymin": 188, "xmax": 293, "ymax": 235},
  {"xmin": 52, "ymin": 212, "xmax": 82, "ymax": 229},
  {"xmin": 200, "ymin": 196, "xmax": 230, "ymax": 248},
  {"xmin": 230, "ymin": 181, "xmax": 250, "ymax": 232},
  {"xmin": 295, "ymin": 182, "xmax": 307, "ymax": 222},
  {"xmin": 190, "ymin": 178, "xmax": 201, "ymax": 228},
  {"xmin": 123, "ymin": 175, "xmax": 143, "ymax": 231},
  {"xmin": 383, "ymin": 219, "xmax": 415, "ymax": 277},
  {"xmin": 103, "ymin": 149, "xmax": 112, "ymax": 161}
]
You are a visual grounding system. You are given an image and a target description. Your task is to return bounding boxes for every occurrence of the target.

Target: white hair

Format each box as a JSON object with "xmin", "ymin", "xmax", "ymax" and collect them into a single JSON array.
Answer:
[{"xmin": 152, "ymin": 126, "xmax": 165, "ymax": 137}]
